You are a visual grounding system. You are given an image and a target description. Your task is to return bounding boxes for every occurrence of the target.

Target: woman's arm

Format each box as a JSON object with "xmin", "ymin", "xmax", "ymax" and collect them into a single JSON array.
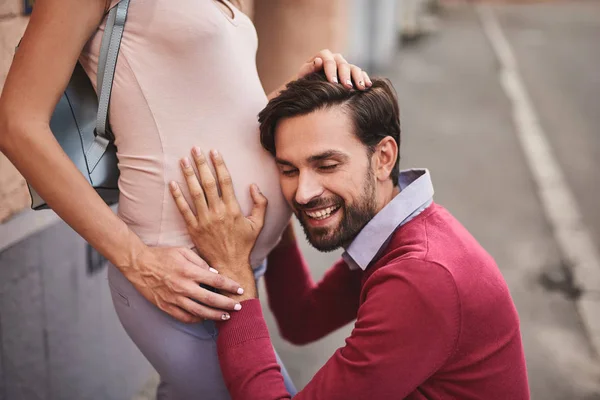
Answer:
[{"xmin": 0, "ymin": 0, "xmax": 243, "ymax": 323}]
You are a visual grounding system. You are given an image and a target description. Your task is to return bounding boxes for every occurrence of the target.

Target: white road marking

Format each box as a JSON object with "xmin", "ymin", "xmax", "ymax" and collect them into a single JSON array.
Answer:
[{"xmin": 477, "ymin": 4, "xmax": 600, "ymax": 357}]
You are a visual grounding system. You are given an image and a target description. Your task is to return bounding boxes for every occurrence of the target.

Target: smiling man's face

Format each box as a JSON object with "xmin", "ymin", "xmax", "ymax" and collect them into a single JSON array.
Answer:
[{"xmin": 275, "ymin": 106, "xmax": 379, "ymax": 251}]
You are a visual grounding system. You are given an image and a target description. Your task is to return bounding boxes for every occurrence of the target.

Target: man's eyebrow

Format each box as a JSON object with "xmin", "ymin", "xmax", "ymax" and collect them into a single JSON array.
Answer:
[
  {"xmin": 275, "ymin": 158, "xmax": 295, "ymax": 167},
  {"xmin": 307, "ymin": 150, "xmax": 349, "ymax": 163}
]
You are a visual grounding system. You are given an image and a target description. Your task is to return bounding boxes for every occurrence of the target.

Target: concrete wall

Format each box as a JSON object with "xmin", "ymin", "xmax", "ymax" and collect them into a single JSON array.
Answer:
[{"xmin": 0, "ymin": 217, "xmax": 153, "ymax": 400}]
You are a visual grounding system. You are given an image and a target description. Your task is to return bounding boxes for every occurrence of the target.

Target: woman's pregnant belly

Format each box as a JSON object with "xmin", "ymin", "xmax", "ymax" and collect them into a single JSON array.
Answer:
[{"xmin": 113, "ymin": 108, "xmax": 292, "ymax": 268}]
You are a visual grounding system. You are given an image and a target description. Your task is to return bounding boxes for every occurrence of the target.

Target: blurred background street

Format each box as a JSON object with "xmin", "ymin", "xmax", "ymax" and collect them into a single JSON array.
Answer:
[{"xmin": 1, "ymin": 0, "xmax": 599, "ymax": 399}]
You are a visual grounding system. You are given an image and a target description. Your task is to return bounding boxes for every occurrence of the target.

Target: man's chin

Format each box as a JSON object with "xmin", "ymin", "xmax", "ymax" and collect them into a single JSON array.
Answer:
[
  {"xmin": 304, "ymin": 229, "xmax": 343, "ymax": 252},
  {"xmin": 295, "ymin": 220, "xmax": 337, "ymax": 251},
  {"xmin": 307, "ymin": 237, "xmax": 342, "ymax": 253}
]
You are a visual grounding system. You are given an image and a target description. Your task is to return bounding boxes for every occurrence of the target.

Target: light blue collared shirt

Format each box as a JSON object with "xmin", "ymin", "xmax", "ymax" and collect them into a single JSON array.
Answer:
[{"xmin": 342, "ymin": 169, "xmax": 434, "ymax": 271}]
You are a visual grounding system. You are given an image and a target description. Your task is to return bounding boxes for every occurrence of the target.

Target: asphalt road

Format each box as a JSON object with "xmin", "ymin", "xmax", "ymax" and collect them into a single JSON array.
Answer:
[{"xmin": 262, "ymin": 2, "xmax": 600, "ymax": 399}]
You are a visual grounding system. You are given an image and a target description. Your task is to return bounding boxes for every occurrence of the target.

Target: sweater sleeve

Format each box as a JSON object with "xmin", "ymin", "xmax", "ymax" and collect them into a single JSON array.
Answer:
[
  {"xmin": 264, "ymin": 241, "xmax": 363, "ymax": 344},
  {"xmin": 217, "ymin": 259, "xmax": 461, "ymax": 400}
]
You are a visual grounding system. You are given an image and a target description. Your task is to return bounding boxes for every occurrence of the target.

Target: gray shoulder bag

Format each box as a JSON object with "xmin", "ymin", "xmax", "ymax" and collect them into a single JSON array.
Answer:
[{"xmin": 27, "ymin": 0, "xmax": 130, "ymax": 210}]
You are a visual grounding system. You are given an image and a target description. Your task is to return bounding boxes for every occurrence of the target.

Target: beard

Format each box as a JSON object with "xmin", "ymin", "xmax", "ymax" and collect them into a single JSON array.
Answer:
[{"xmin": 294, "ymin": 169, "xmax": 378, "ymax": 252}]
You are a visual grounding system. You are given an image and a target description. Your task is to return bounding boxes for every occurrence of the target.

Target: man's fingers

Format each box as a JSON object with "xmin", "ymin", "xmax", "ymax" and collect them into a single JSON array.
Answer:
[
  {"xmin": 191, "ymin": 147, "xmax": 221, "ymax": 209},
  {"xmin": 249, "ymin": 184, "xmax": 268, "ymax": 230},
  {"xmin": 209, "ymin": 150, "xmax": 239, "ymax": 211},
  {"xmin": 177, "ymin": 297, "xmax": 232, "ymax": 322},
  {"xmin": 169, "ymin": 182, "xmax": 198, "ymax": 228},
  {"xmin": 179, "ymin": 157, "xmax": 208, "ymax": 216}
]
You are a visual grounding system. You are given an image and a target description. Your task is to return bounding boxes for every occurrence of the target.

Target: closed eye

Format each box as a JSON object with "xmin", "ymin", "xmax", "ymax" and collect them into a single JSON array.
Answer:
[
  {"xmin": 319, "ymin": 164, "xmax": 338, "ymax": 172},
  {"xmin": 281, "ymin": 168, "xmax": 299, "ymax": 177}
]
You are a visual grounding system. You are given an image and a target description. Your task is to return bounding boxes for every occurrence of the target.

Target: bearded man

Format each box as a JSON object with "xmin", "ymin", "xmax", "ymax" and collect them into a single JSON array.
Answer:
[{"xmin": 169, "ymin": 72, "xmax": 530, "ymax": 400}]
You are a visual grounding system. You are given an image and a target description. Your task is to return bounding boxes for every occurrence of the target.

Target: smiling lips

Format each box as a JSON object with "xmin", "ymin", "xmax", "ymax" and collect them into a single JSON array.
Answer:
[{"xmin": 304, "ymin": 205, "xmax": 341, "ymax": 220}]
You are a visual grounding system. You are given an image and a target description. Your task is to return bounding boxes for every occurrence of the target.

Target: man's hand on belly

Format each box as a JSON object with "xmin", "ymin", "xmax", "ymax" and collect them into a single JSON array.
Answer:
[{"xmin": 169, "ymin": 147, "xmax": 267, "ymax": 304}]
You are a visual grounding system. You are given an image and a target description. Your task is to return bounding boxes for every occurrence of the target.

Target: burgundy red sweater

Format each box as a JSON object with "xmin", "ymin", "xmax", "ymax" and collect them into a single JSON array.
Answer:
[{"xmin": 217, "ymin": 203, "xmax": 530, "ymax": 399}]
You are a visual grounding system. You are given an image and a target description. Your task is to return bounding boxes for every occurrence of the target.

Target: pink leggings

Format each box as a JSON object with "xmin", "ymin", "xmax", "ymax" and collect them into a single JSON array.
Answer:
[{"xmin": 107, "ymin": 263, "xmax": 297, "ymax": 399}]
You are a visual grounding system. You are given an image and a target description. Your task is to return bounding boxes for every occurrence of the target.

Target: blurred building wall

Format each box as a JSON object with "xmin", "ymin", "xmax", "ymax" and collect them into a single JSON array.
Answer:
[
  {"xmin": 346, "ymin": 0, "xmax": 399, "ymax": 73},
  {"xmin": 0, "ymin": 0, "xmax": 30, "ymax": 223},
  {"xmin": 253, "ymin": 0, "xmax": 348, "ymax": 94}
]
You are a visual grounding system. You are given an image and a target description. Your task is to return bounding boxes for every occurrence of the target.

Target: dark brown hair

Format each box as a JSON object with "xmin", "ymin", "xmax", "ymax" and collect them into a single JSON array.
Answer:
[{"xmin": 258, "ymin": 72, "xmax": 401, "ymax": 186}]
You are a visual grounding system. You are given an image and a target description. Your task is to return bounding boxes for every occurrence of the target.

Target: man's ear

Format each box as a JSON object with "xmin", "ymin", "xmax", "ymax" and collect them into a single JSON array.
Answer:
[{"xmin": 373, "ymin": 137, "xmax": 398, "ymax": 183}]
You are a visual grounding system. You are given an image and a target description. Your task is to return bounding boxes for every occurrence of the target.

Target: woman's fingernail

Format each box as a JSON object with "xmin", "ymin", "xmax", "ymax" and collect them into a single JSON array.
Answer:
[
  {"xmin": 193, "ymin": 147, "xmax": 202, "ymax": 157},
  {"xmin": 359, "ymin": 80, "xmax": 364, "ymax": 87},
  {"xmin": 346, "ymin": 79, "xmax": 353, "ymax": 87},
  {"xmin": 169, "ymin": 181, "xmax": 177, "ymax": 191},
  {"xmin": 181, "ymin": 158, "xmax": 191, "ymax": 167},
  {"xmin": 237, "ymin": 287, "xmax": 244, "ymax": 295},
  {"xmin": 234, "ymin": 303, "xmax": 242, "ymax": 311},
  {"xmin": 331, "ymin": 76, "xmax": 338, "ymax": 83},
  {"xmin": 209, "ymin": 267, "xmax": 219, "ymax": 274},
  {"xmin": 221, "ymin": 314, "xmax": 230, "ymax": 320},
  {"xmin": 211, "ymin": 149, "xmax": 219, "ymax": 158}
]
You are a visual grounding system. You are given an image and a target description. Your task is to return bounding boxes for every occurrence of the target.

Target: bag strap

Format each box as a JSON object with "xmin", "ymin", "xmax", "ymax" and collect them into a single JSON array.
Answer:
[{"xmin": 86, "ymin": 0, "xmax": 130, "ymax": 173}]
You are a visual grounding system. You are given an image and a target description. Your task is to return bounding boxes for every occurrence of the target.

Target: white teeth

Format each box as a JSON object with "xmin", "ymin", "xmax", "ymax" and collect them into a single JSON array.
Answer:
[{"xmin": 305, "ymin": 206, "xmax": 338, "ymax": 220}]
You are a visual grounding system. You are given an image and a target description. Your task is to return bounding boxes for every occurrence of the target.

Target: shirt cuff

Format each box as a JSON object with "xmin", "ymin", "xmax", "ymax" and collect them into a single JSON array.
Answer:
[{"xmin": 216, "ymin": 299, "xmax": 271, "ymax": 350}]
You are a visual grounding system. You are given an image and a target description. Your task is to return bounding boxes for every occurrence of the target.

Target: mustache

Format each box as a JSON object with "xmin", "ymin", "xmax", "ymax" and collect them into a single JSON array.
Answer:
[{"xmin": 293, "ymin": 196, "xmax": 343, "ymax": 211}]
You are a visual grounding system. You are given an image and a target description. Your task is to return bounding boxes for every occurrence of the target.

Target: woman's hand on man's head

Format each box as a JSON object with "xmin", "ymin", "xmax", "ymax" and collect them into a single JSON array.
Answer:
[
  {"xmin": 297, "ymin": 49, "xmax": 372, "ymax": 90},
  {"xmin": 268, "ymin": 49, "xmax": 372, "ymax": 100}
]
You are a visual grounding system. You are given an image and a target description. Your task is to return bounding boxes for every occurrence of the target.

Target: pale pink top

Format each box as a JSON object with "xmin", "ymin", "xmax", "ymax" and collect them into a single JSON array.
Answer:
[{"xmin": 79, "ymin": 0, "xmax": 291, "ymax": 267}]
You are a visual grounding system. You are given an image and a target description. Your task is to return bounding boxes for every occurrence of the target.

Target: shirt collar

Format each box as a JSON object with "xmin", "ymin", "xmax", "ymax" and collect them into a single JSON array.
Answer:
[{"xmin": 341, "ymin": 169, "xmax": 434, "ymax": 271}]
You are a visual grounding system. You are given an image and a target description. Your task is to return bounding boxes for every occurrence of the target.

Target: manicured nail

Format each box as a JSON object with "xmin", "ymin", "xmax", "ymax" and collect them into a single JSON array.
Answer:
[
  {"xmin": 193, "ymin": 147, "xmax": 202, "ymax": 157},
  {"xmin": 221, "ymin": 314, "xmax": 230, "ymax": 320},
  {"xmin": 234, "ymin": 303, "xmax": 242, "ymax": 311},
  {"xmin": 359, "ymin": 80, "xmax": 364, "ymax": 87},
  {"xmin": 211, "ymin": 149, "xmax": 219, "ymax": 158},
  {"xmin": 331, "ymin": 76, "xmax": 338, "ymax": 83},
  {"xmin": 209, "ymin": 267, "xmax": 219, "ymax": 274},
  {"xmin": 346, "ymin": 79, "xmax": 353, "ymax": 87},
  {"xmin": 181, "ymin": 158, "xmax": 191, "ymax": 167},
  {"xmin": 237, "ymin": 287, "xmax": 244, "ymax": 295},
  {"xmin": 169, "ymin": 181, "xmax": 177, "ymax": 190}
]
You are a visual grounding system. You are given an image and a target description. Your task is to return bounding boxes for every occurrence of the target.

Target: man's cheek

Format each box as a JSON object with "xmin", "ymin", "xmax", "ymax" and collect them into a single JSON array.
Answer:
[{"xmin": 279, "ymin": 181, "xmax": 296, "ymax": 208}]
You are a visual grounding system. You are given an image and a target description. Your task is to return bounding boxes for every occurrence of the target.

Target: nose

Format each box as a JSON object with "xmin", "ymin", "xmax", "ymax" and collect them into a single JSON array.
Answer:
[{"xmin": 294, "ymin": 171, "xmax": 324, "ymax": 205}]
